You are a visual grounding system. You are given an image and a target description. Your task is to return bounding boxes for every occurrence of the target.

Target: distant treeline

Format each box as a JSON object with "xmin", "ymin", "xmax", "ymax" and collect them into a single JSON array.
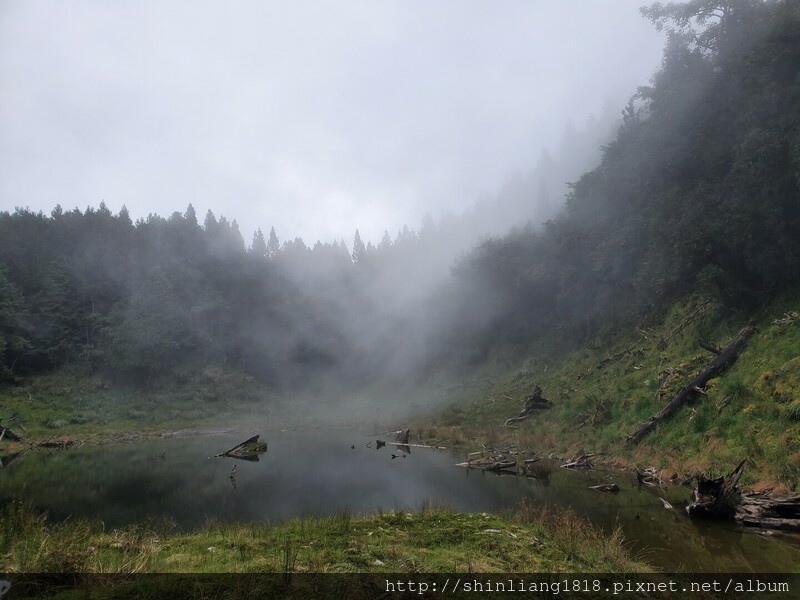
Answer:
[
  {"xmin": 1, "ymin": 0, "xmax": 799, "ymax": 389},
  {"xmin": 0, "ymin": 202, "xmax": 482, "ymax": 387}
]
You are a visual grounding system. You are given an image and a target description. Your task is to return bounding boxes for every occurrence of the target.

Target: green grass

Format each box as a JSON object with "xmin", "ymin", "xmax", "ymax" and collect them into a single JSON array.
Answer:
[
  {"xmin": 0, "ymin": 500, "xmax": 651, "ymax": 574},
  {"xmin": 422, "ymin": 291, "xmax": 800, "ymax": 490},
  {"xmin": 0, "ymin": 367, "xmax": 277, "ymax": 447}
]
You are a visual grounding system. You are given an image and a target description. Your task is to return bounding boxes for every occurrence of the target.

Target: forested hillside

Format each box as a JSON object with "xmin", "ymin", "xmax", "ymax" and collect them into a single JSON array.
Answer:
[
  {"xmin": 1, "ymin": 0, "xmax": 799, "ymax": 408},
  {"xmin": 460, "ymin": 0, "xmax": 800, "ymax": 346},
  {"xmin": 0, "ymin": 205, "xmax": 487, "ymax": 389}
]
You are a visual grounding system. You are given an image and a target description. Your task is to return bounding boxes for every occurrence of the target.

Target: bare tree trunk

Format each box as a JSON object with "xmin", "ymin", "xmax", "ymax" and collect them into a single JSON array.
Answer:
[{"xmin": 687, "ymin": 459, "xmax": 747, "ymax": 519}]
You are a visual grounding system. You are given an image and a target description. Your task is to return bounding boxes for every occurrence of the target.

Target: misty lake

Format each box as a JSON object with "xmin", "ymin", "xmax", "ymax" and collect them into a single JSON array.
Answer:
[{"xmin": 2, "ymin": 429, "xmax": 799, "ymax": 572}]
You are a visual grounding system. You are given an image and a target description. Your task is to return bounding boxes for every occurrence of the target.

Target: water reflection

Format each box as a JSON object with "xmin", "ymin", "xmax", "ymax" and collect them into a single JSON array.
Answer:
[{"xmin": 1, "ymin": 430, "xmax": 798, "ymax": 572}]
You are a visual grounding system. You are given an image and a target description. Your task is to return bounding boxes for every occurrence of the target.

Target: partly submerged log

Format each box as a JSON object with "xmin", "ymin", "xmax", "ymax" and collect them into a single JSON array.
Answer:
[
  {"xmin": 687, "ymin": 459, "xmax": 800, "ymax": 530},
  {"xmin": 628, "ymin": 326, "xmax": 756, "ymax": 444},
  {"xmin": 395, "ymin": 429, "xmax": 410, "ymax": 445},
  {"xmin": 687, "ymin": 459, "xmax": 747, "ymax": 519},
  {"xmin": 736, "ymin": 491, "xmax": 800, "ymax": 531},
  {"xmin": 504, "ymin": 387, "xmax": 552, "ymax": 426},
  {"xmin": 458, "ymin": 459, "xmax": 517, "ymax": 472},
  {"xmin": 561, "ymin": 452, "xmax": 601, "ymax": 470},
  {"xmin": 372, "ymin": 429, "xmax": 414, "ymax": 455},
  {"xmin": 458, "ymin": 447, "xmax": 532, "ymax": 474},
  {"xmin": 394, "ymin": 428, "xmax": 411, "ymax": 454},
  {"xmin": 215, "ymin": 435, "xmax": 268, "ymax": 462}
]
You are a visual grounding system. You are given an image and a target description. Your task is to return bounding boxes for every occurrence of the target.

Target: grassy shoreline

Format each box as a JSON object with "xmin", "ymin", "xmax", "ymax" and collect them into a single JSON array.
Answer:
[{"xmin": 1, "ymin": 499, "xmax": 651, "ymax": 575}]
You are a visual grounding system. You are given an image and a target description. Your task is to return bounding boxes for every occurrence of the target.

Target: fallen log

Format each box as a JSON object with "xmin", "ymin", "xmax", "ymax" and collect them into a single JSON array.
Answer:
[
  {"xmin": 561, "ymin": 453, "xmax": 600, "ymax": 470},
  {"xmin": 735, "ymin": 491, "xmax": 800, "ymax": 531},
  {"xmin": 215, "ymin": 435, "xmax": 268, "ymax": 462},
  {"xmin": 395, "ymin": 429, "xmax": 410, "ymax": 444},
  {"xmin": 34, "ymin": 439, "xmax": 77, "ymax": 449},
  {"xmin": 0, "ymin": 425, "xmax": 22, "ymax": 443},
  {"xmin": 687, "ymin": 459, "xmax": 747, "ymax": 519},
  {"xmin": 504, "ymin": 387, "xmax": 552, "ymax": 426},
  {"xmin": 374, "ymin": 429, "xmax": 413, "ymax": 451},
  {"xmin": 394, "ymin": 428, "xmax": 411, "ymax": 454},
  {"xmin": 458, "ymin": 446, "xmax": 533, "ymax": 474},
  {"xmin": 456, "ymin": 458, "xmax": 516, "ymax": 472},
  {"xmin": 686, "ymin": 460, "xmax": 800, "ymax": 531},
  {"xmin": 628, "ymin": 326, "xmax": 756, "ymax": 444},
  {"xmin": 737, "ymin": 516, "xmax": 800, "ymax": 531},
  {"xmin": 590, "ymin": 483, "xmax": 619, "ymax": 493}
]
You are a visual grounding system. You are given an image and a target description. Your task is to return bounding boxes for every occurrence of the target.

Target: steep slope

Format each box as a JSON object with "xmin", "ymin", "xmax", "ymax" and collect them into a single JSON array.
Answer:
[{"xmin": 431, "ymin": 291, "xmax": 800, "ymax": 490}]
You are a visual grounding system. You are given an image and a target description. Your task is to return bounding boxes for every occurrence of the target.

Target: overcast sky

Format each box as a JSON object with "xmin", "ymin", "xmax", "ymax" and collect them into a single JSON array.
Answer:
[{"xmin": 0, "ymin": 1, "xmax": 665, "ymax": 245}]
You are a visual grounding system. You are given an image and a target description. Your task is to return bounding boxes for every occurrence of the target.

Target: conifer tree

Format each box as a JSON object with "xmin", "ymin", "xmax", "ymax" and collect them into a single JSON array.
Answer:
[
  {"xmin": 267, "ymin": 227, "xmax": 280, "ymax": 258},
  {"xmin": 352, "ymin": 229, "xmax": 366, "ymax": 264},
  {"xmin": 251, "ymin": 228, "xmax": 268, "ymax": 257}
]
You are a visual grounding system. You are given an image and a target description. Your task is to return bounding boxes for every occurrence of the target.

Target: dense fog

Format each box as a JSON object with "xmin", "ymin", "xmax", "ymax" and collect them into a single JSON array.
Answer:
[{"xmin": 2, "ymin": 1, "xmax": 800, "ymax": 422}]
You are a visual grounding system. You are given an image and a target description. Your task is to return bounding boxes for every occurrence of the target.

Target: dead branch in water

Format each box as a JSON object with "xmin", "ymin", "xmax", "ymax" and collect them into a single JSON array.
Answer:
[{"xmin": 215, "ymin": 435, "xmax": 268, "ymax": 461}]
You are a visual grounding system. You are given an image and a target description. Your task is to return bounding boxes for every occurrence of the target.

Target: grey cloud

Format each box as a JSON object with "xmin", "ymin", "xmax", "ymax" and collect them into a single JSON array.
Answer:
[{"xmin": 0, "ymin": 0, "xmax": 664, "ymax": 244}]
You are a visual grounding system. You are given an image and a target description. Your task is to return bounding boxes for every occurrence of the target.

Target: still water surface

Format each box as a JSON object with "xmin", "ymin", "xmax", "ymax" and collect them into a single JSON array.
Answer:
[{"xmin": 2, "ymin": 430, "xmax": 799, "ymax": 572}]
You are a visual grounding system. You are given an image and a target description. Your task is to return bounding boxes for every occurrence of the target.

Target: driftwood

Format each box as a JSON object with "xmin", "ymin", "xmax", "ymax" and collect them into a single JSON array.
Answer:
[
  {"xmin": 687, "ymin": 459, "xmax": 747, "ymax": 519},
  {"xmin": 457, "ymin": 457, "xmax": 551, "ymax": 480},
  {"xmin": 457, "ymin": 447, "xmax": 534, "ymax": 474},
  {"xmin": 479, "ymin": 460, "xmax": 516, "ymax": 472},
  {"xmin": 375, "ymin": 429, "xmax": 413, "ymax": 455},
  {"xmin": 504, "ymin": 387, "xmax": 552, "ymax": 426},
  {"xmin": 561, "ymin": 452, "xmax": 600, "ymax": 470},
  {"xmin": 628, "ymin": 326, "xmax": 756, "ymax": 444},
  {"xmin": 636, "ymin": 467, "xmax": 664, "ymax": 487},
  {"xmin": 736, "ymin": 491, "xmax": 800, "ymax": 531},
  {"xmin": 34, "ymin": 439, "xmax": 77, "ymax": 449},
  {"xmin": 0, "ymin": 425, "xmax": 22, "ymax": 443},
  {"xmin": 215, "ymin": 435, "xmax": 268, "ymax": 462},
  {"xmin": 394, "ymin": 428, "xmax": 411, "ymax": 454},
  {"xmin": 395, "ymin": 429, "xmax": 410, "ymax": 444},
  {"xmin": 590, "ymin": 483, "xmax": 619, "ymax": 493},
  {"xmin": 686, "ymin": 459, "xmax": 800, "ymax": 530}
]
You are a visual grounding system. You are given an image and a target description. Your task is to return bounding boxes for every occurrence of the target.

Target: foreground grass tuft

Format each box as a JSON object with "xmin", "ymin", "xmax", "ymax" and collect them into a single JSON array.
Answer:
[{"xmin": 1, "ymin": 500, "xmax": 651, "ymax": 574}]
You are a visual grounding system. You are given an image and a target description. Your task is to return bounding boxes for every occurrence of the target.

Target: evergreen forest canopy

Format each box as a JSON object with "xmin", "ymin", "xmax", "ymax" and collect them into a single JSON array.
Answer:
[{"xmin": 1, "ymin": 0, "xmax": 799, "ymax": 399}]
